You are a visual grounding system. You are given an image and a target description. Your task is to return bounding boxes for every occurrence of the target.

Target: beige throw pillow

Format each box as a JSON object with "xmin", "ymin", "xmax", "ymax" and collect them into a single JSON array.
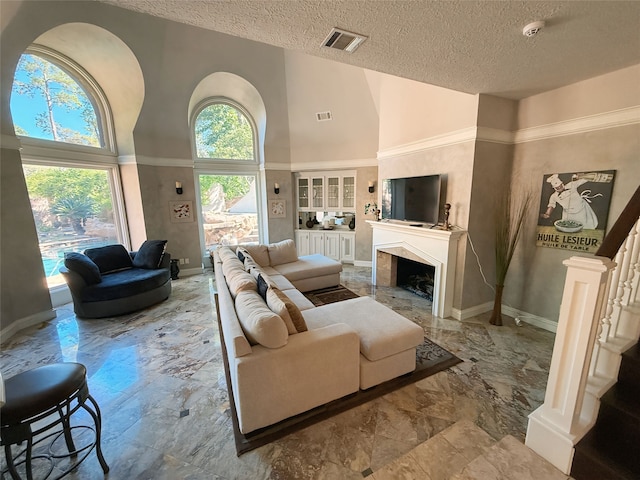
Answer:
[
  {"xmin": 235, "ymin": 290, "xmax": 288, "ymax": 348},
  {"xmin": 266, "ymin": 287, "xmax": 308, "ymax": 334},
  {"xmin": 243, "ymin": 255, "xmax": 261, "ymax": 275},
  {"xmin": 241, "ymin": 244, "xmax": 270, "ymax": 267},
  {"xmin": 217, "ymin": 246, "xmax": 239, "ymax": 264},
  {"xmin": 267, "ymin": 239, "xmax": 298, "ymax": 265},
  {"xmin": 226, "ymin": 267, "xmax": 257, "ymax": 298}
]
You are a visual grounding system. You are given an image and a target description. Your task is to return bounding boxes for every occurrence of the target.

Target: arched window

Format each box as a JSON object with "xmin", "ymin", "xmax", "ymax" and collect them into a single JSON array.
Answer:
[
  {"xmin": 194, "ymin": 102, "xmax": 255, "ymax": 161},
  {"xmin": 11, "ymin": 46, "xmax": 127, "ymax": 291},
  {"xmin": 191, "ymin": 100, "xmax": 261, "ymax": 251},
  {"xmin": 11, "ymin": 49, "xmax": 106, "ymax": 148}
]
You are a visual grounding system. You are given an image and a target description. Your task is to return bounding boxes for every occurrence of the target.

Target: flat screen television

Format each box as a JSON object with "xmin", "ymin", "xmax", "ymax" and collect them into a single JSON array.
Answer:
[{"xmin": 381, "ymin": 174, "xmax": 445, "ymax": 225}]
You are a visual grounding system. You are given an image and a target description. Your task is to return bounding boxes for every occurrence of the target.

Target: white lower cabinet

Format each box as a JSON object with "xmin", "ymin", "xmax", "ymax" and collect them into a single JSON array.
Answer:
[
  {"xmin": 294, "ymin": 230, "xmax": 355, "ymax": 263},
  {"xmin": 309, "ymin": 232, "xmax": 326, "ymax": 256},
  {"xmin": 294, "ymin": 230, "xmax": 310, "ymax": 257},
  {"xmin": 324, "ymin": 233, "xmax": 340, "ymax": 261},
  {"xmin": 340, "ymin": 233, "xmax": 355, "ymax": 262}
]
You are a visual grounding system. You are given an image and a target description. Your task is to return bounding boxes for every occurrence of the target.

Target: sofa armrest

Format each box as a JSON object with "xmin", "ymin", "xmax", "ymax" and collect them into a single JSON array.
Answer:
[
  {"xmin": 232, "ymin": 323, "xmax": 360, "ymax": 433},
  {"xmin": 59, "ymin": 266, "xmax": 88, "ymax": 293}
]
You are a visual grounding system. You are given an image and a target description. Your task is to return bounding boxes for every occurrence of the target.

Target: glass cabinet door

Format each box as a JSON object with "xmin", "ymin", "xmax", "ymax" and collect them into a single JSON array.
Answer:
[
  {"xmin": 326, "ymin": 176, "xmax": 340, "ymax": 209},
  {"xmin": 298, "ymin": 177, "xmax": 309, "ymax": 210},
  {"xmin": 312, "ymin": 177, "xmax": 324, "ymax": 209},
  {"xmin": 342, "ymin": 176, "xmax": 355, "ymax": 209}
]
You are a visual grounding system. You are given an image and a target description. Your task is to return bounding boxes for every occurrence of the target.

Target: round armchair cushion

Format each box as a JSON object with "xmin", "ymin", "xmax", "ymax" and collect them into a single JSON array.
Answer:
[
  {"xmin": 64, "ymin": 252, "xmax": 102, "ymax": 285},
  {"xmin": 132, "ymin": 240, "xmax": 167, "ymax": 269}
]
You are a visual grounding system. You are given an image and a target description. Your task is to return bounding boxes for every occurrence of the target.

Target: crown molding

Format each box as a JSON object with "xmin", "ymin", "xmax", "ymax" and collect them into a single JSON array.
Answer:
[
  {"xmin": 0, "ymin": 134, "xmax": 22, "ymax": 150},
  {"xmin": 134, "ymin": 155, "xmax": 194, "ymax": 168},
  {"xmin": 263, "ymin": 162, "xmax": 293, "ymax": 171},
  {"xmin": 514, "ymin": 105, "xmax": 640, "ymax": 144},
  {"xmin": 291, "ymin": 157, "xmax": 377, "ymax": 172},
  {"xmin": 377, "ymin": 127, "xmax": 478, "ymax": 160},
  {"xmin": 377, "ymin": 106, "xmax": 640, "ymax": 159}
]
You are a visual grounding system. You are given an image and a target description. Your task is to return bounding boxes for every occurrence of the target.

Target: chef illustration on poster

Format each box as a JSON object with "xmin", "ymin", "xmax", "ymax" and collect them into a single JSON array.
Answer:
[{"xmin": 536, "ymin": 170, "xmax": 615, "ymax": 253}]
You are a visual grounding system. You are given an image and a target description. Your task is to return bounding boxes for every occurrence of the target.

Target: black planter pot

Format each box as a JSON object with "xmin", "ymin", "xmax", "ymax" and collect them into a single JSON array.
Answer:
[{"xmin": 170, "ymin": 259, "xmax": 180, "ymax": 280}]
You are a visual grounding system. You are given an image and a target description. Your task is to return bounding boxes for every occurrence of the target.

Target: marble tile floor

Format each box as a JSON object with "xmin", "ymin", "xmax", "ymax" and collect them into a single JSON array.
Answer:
[{"xmin": 1, "ymin": 266, "xmax": 567, "ymax": 479}]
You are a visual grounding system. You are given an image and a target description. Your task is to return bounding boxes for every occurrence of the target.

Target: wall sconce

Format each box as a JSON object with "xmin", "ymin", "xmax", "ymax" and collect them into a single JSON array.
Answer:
[
  {"xmin": 176, "ymin": 181, "xmax": 183, "ymax": 195},
  {"xmin": 368, "ymin": 181, "xmax": 375, "ymax": 194},
  {"xmin": 274, "ymin": 183, "xmax": 280, "ymax": 195}
]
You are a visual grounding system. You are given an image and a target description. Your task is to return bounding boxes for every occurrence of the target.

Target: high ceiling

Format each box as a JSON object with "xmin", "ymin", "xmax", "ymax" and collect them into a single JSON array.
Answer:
[{"xmin": 100, "ymin": 0, "xmax": 640, "ymax": 100}]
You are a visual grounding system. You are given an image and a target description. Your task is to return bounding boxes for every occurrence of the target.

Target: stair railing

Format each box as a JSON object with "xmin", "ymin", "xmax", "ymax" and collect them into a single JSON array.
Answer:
[{"xmin": 525, "ymin": 185, "xmax": 640, "ymax": 474}]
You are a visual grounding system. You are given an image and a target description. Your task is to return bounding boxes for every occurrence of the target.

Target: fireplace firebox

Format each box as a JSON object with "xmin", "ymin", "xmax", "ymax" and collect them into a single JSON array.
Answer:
[{"xmin": 397, "ymin": 257, "xmax": 435, "ymax": 301}]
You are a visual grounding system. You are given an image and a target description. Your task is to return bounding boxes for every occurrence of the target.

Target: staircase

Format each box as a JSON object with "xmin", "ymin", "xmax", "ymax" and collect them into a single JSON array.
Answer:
[
  {"xmin": 525, "ymin": 186, "xmax": 640, "ymax": 474},
  {"xmin": 370, "ymin": 420, "xmax": 570, "ymax": 480},
  {"xmin": 572, "ymin": 342, "xmax": 640, "ymax": 480}
]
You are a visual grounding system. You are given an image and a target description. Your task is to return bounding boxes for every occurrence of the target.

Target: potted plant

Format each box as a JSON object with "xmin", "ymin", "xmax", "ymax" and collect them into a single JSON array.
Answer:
[{"xmin": 489, "ymin": 189, "xmax": 532, "ymax": 326}]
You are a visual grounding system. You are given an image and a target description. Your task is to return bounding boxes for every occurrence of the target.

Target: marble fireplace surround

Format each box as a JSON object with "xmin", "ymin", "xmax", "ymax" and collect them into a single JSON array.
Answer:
[{"xmin": 368, "ymin": 221, "xmax": 466, "ymax": 318}]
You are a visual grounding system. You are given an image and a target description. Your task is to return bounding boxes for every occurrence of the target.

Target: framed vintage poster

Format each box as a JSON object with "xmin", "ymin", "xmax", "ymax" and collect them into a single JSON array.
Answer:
[
  {"xmin": 536, "ymin": 170, "xmax": 615, "ymax": 253},
  {"xmin": 269, "ymin": 199, "xmax": 286, "ymax": 218},
  {"xmin": 170, "ymin": 201, "xmax": 194, "ymax": 223}
]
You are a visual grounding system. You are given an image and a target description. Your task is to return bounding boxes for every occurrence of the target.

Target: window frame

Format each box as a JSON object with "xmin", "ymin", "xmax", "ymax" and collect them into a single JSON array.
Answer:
[
  {"xmin": 190, "ymin": 98, "xmax": 265, "ymax": 261},
  {"xmin": 190, "ymin": 97, "xmax": 259, "ymax": 166},
  {"xmin": 13, "ymin": 44, "xmax": 117, "ymax": 154},
  {"xmin": 194, "ymin": 169, "xmax": 265, "ymax": 262},
  {"xmin": 12, "ymin": 45, "xmax": 129, "ymax": 300}
]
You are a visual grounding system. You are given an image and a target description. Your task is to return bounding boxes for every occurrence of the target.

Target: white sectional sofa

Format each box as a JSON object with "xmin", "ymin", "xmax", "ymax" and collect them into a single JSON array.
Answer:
[{"xmin": 213, "ymin": 239, "xmax": 424, "ymax": 434}]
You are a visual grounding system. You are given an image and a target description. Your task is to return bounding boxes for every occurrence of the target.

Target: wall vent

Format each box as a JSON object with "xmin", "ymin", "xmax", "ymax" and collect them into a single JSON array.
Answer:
[
  {"xmin": 316, "ymin": 111, "xmax": 332, "ymax": 122},
  {"xmin": 322, "ymin": 28, "xmax": 367, "ymax": 53}
]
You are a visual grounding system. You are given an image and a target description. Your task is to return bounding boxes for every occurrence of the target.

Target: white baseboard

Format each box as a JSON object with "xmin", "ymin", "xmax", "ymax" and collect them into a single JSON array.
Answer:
[
  {"xmin": 502, "ymin": 305, "xmax": 557, "ymax": 333},
  {"xmin": 450, "ymin": 302, "xmax": 557, "ymax": 332},
  {"xmin": 353, "ymin": 260, "xmax": 372, "ymax": 267},
  {"xmin": 50, "ymin": 285, "xmax": 72, "ymax": 308},
  {"xmin": 452, "ymin": 302, "xmax": 493, "ymax": 320},
  {"xmin": 1, "ymin": 309, "xmax": 56, "ymax": 342}
]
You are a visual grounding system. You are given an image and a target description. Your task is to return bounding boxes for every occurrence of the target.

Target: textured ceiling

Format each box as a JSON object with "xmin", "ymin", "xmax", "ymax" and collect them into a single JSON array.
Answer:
[{"xmin": 99, "ymin": 0, "xmax": 640, "ymax": 99}]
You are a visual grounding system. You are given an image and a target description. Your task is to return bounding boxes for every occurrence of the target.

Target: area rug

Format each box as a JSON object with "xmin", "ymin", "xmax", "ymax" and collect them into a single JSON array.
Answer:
[
  {"xmin": 216, "ymin": 301, "xmax": 462, "ymax": 455},
  {"xmin": 303, "ymin": 284, "xmax": 360, "ymax": 306}
]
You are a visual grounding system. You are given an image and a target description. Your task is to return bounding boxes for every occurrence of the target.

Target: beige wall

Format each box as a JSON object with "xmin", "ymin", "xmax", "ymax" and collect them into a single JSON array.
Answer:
[
  {"xmin": 372, "ymin": 72, "xmax": 478, "ymax": 151},
  {"xmin": 355, "ymin": 166, "xmax": 378, "ymax": 262},
  {"xmin": 136, "ymin": 164, "xmax": 202, "ymax": 265},
  {"xmin": 508, "ymin": 65, "xmax": 640, "ymax": 321},
  {"xmin": 517, "ymin": 64, "xmax": 640, "ymax": 129},
  {"xmin": 285, "ymin": 51, "xmax": 379, "ymax": 165},
  {"xmin": 266, "ymin": 170, "xmax": 295, "ymax": 243},
  {"xmin": 509, "ymin": 124, "xmax": 639, "ymax": 321},
  {"xmin": 1, "ymin": 146, "xmax": 55, "ymax": 331}
]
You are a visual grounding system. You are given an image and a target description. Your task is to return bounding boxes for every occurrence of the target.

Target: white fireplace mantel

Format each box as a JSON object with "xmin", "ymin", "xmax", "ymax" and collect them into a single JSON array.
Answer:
[{"xmin": 368, "ymin": 220, "xmax": 466, "ymax": 318}]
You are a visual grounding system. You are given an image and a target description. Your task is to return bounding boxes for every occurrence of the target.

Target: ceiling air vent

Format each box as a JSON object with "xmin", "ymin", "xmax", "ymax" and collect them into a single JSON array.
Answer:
[
  {"xmin": 316, "ymin": 111, "xmax": 332, "ymax": 122},
  {"xmin": 322, "ymin": 28, "xmax": 367, "ymax": 53}
]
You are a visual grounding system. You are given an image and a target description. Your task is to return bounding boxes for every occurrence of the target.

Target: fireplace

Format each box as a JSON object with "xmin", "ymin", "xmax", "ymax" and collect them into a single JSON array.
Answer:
[
  {"xmin": 397, "ymin": 257, "xmax": 435, "ymax": 301},
  {"xmin": 368, "ymin": 221, "xmax": 465, "ymax": 318}
]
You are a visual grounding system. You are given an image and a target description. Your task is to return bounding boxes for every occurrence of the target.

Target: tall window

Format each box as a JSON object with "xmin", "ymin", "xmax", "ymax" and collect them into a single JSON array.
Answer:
[
  {"xmin": 11, "ymin": 48, "xmax": 125, "ymax": 289},
  {"xmin": 194, "ymin": 103, "xmax": 254, "ymax": 160},
  {"xmin": 198, "ymin": 174, "xmax": 259, "ymax": 249},
  {"xmin": 194, "ymin": 101, "xmax": 261, "ymax": 250},
  {"xmin": 23, "ymin": 164, "xmax": 119, "ymax": 287}
]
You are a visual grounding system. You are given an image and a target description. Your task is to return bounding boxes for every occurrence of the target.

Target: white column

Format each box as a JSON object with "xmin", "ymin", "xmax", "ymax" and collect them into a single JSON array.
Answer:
[{"xmin": 525, "ymin": 255, "xmax": 615, "ymax": 474}]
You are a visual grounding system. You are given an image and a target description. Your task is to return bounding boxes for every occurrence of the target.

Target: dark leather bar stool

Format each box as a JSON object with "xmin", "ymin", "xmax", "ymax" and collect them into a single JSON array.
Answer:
[{"xmin": 0, "ymin": 363, "xmax": 109, "ymax": 479}]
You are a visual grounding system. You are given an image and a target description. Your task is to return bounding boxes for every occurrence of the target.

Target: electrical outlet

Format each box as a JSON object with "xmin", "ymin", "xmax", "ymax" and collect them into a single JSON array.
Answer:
[
  {"xmin": 179, "ymin": 258, "xmax": 185, "ymax": 265},
  {"xmin": 185, "ymin": 258, "xmax": 189, "ymax": 264}
]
